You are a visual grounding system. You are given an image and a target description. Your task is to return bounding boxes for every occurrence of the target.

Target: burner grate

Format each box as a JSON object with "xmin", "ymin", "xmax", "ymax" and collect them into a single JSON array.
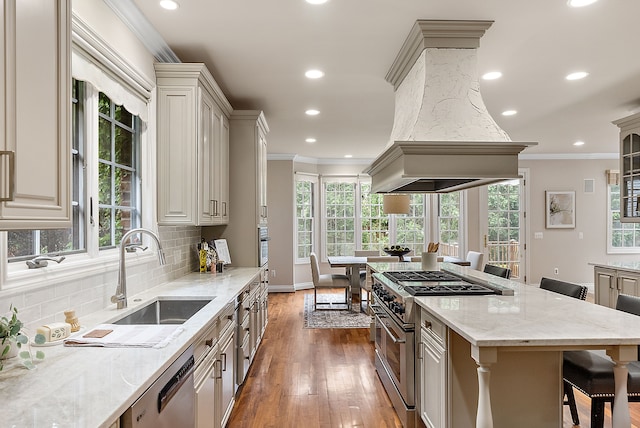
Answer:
[{"xmin": 383, "ymin": 270, "xmax": 461, "ymax": 282}]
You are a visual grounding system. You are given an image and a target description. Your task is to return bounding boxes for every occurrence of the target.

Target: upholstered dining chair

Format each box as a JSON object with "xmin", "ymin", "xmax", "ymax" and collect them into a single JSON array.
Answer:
[
  {"xmin": 563, "ymin": 294, "xmax": 640, "ymax": 428},
  {"xmin": 465, "ymin": 251, "xmax": 484, "ymax": 271},
  {"xmin": 309, "ymin": 252, "xmax": 351, "ymax": 310},
  {"xmin": 537, "ymin": 276, "xmax": 589, "ymax": 426},
  {"xmin": 355, "ymin": 250, "xmax": 381, "ymax": 297},
  {"xmin": 483, "ymin": 264, "xmax": 511, "ymax": 279}
]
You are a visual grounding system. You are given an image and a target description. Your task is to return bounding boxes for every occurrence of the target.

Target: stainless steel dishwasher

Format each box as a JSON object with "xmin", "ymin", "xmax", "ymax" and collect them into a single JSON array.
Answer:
[{"xmin": 122, "ymin": 345, "xmax": 196, "ymax": 428}]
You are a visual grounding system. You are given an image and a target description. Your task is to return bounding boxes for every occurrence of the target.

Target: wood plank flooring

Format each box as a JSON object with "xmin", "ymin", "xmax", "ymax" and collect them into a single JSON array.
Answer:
[{"xmin": 228, "ymin": 290, "xmax": 640, "ymax": 428}]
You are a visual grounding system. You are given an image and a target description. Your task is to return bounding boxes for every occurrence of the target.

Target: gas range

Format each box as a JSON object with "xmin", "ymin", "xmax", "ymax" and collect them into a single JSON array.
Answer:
[{"xmin": 372, "ymin": 270, "xmax": 499, "ymax": 325}]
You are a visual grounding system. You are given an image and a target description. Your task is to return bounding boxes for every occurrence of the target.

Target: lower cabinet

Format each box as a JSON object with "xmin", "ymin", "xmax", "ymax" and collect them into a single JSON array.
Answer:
[
  {"xmin": 594, "ymin": 266, "xmax": 640, "ymax": 308},
  {"xmin": 418, "ymin": 309, "xmax": 448, "ymax": 428},
  {"xmin": 195, "ymin": 340, "xmax": 219, "ymax": 428},
  {"xmin": 218, "ymin": 312, "xmax": 236, "ymax": 427}
]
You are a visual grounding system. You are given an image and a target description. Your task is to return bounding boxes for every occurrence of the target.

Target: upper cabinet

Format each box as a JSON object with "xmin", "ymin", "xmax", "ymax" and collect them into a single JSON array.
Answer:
[
  {"xmin": 155, "ymin": 63, "xmax": 232, "ymax": 226},
  {"xmin": 0, "ymin": 0, "xmax": 72, "ymax": 229},
  {"xmin": 614, "ymin": 112, "xmax": 640, "ymax": 222}
]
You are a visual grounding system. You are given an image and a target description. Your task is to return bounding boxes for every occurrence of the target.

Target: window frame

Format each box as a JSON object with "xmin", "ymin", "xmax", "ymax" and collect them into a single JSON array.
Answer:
[{"xmin": 294, "ymin": 173, "xmax": 318, "ymax": 263}]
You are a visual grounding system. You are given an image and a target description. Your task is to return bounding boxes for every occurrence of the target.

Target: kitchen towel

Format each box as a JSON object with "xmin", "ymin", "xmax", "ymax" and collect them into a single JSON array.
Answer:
[{"xmin": 64, "ymin": 324, "xmax": 184, "ymax": 348}]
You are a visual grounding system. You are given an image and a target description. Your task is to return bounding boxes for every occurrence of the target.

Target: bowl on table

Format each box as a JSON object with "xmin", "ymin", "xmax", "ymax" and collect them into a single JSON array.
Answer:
[{"xmin": 382, "ymin": 247, "xmax": 411, "ymax": 257}]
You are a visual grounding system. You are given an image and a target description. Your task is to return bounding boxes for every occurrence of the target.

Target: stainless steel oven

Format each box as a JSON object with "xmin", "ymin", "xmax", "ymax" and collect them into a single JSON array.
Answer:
[
  {"xmin": 372, "ymin": 292, "xmax": 415, "ymax": 428},
  {"xmin": 258, "ymin": 226, "xmax": 269, "ymax": 267}
]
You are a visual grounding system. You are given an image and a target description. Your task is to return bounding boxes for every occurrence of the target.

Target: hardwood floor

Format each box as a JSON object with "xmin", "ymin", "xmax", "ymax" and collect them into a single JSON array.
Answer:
[{"xmin": 228, "ymin": 290, "xmax": 640, "ymax": 428}]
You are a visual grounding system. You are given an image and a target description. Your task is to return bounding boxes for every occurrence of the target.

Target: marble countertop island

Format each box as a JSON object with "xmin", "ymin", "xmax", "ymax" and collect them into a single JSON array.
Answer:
[
  {"xmin": 0, "ymin": 267, "xmax": 262, "ymax": 428},
  {"xmin": 589, "ymin": 260, "xmax": 640, "ymax": 274}
]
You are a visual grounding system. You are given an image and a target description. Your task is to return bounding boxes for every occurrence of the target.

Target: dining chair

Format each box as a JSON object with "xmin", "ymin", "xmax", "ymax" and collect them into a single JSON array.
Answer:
[
  {"xmin": 537, "ymin": 276, "xmax": 589, "ymax": 426},
  {"xmin": 483, "ymin": 264, "xmax": 511, "ymax": 279},
  {"xmin": 465, "ymin": 251, "xmax": 484, "ymax": 270},
  {"xmin": 309, "ymin": 252, "xmax": 351, "ymax": 310},
  {"xmin": 563, "ymin": 293, "xmax": 640, "ymax": 428}
]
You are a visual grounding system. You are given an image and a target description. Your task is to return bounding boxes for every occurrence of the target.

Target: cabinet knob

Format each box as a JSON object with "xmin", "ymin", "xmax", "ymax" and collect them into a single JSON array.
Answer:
[{"xmin": 205, "ymin": 338, "xmax": 214, "ymax": 347}]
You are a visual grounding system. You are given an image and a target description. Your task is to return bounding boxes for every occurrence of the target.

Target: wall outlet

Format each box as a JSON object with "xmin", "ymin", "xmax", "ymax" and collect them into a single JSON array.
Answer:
[
  {"xmin": 271, "ymin": 269, "xmax": 276, "ymax": 278},
  {"xmin": 554, "ymin": 267, "xmax": 559, "ymax": 275}
]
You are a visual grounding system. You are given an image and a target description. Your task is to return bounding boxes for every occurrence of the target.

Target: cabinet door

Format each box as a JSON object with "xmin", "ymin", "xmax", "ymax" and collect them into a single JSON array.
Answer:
[
  {"xmin": 257, "ymin": 129, "xmax": 268, "ymax": 223},
  {"xmin": 420, "ymin": 328, "xmax": 447, "ymax": 428},
  {"xmin": 594, "ymin": 268, "xmax": 617, "ymax": 308},
  {"xmin": 157, "ymin": 86, "xmax": 197, "ymax": 225},
  {"xmin": 620, "ymin": 132, "xmax": 640, "ymax": 221},
  {"xmin": 197, "ymin": 87, "xmax": 217, "ymax": 226},
  {"xmin": 218, "ymin": 331, "xmax": 235, "ymax": 428},
  {"xmin": 0, "ymin": 0, "xmax": 71, "ymax": 229},
  {"xmin": 219, "ymin": 115, "xmax": 230, "ymax": 224},
  {"xmin": 195, "ymin": 355, "xmax": 217, "ymax": 428},
  {"xmin": 619, "ymin": 271, "xmax": 640, "ymax": 300}
]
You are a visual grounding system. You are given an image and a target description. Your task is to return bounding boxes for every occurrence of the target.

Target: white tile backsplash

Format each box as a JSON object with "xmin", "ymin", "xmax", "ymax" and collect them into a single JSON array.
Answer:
[{"xmin": 0, "ymin": 225, "xmax": 201, "ymax": 331}]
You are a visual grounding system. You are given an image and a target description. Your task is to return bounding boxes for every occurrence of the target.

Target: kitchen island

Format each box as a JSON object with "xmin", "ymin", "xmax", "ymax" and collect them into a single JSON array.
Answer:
[
  {"xmin": 409, "ymin": 263, "xmax": 640, "ymax": 428},
  {"xmin": 591, "ymin": 261, "xmax": 640, "ymax": 309},
  {"xmin": 0, "ymin": 267, "xmax": 263, "ymax": 428}
]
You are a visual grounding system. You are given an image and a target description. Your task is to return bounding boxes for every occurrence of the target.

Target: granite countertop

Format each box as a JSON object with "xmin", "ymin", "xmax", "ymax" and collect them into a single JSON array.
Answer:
[
  {"xmin": 589, "ymin": 260, "xmax": 640, "ymax": 273},
  {"xmin": 0, "ymin": 267, "xmax": 262, "ymax": 428},
  {"xmin": 415, "ymin": 263, "xmax": 640, "ymax": 349}
]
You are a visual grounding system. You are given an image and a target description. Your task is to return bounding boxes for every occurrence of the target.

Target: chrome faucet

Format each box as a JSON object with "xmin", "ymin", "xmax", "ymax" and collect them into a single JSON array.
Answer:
[
  {"xmin": 26, "ymin": 255, "xmax": 65, "ymax": 269},
  {"xmin": 111, "ymin": 228, "xmax": 166, "ymax": 309}
]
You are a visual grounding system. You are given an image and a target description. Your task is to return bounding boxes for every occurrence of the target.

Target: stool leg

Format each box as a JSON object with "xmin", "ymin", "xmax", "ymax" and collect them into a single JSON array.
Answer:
[
  {"xmin": 591, "ymin": 398, "xmax": 605, "ymax": 428},
  {"xmin": 563, "ymin": 381, "xmax": 580, "ymax": 426}
]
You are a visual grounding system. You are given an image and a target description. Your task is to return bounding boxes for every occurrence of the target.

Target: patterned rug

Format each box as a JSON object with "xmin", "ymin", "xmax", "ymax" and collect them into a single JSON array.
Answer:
[{"xmin": 303, "ymin": 293, "xmax": 371, "ymax": 329}]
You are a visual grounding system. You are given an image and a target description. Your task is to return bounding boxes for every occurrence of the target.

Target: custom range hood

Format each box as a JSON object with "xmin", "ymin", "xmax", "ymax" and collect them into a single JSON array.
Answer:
[{"xmin": 364, "ymin": 20, "xmax": 536, "ymax": 193}]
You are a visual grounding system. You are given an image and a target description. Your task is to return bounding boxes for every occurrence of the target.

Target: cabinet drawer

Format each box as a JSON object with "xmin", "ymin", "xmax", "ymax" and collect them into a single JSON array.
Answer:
[
  {"xmin": 218, "ymin": 302, "xmax": 236, "ymax": 337},
  {"xmin": 420, "ymin": 309, "xmax": 446, "ymax": 346},
  {"xmin": 193, "ymin": 323, "xmax": 217, "ymax": 366}
]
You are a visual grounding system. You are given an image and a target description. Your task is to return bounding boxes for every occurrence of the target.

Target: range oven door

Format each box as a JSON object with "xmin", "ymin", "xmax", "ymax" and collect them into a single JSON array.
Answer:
[{"xmin": 372, "ymin": 298, "xmax": 415, "ymax": 407}]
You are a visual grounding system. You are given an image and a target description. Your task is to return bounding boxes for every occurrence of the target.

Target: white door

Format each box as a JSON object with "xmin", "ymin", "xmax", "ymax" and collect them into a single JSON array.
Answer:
[{"xmin": 479, "ymin": 169, "xmax": 529, "ymax": 282}]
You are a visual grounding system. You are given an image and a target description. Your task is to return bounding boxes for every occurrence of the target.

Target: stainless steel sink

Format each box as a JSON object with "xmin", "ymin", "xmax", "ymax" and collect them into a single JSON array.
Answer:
[{"xmin": 113, "ymin": 297, "xmax": 214, "ymax": 325}]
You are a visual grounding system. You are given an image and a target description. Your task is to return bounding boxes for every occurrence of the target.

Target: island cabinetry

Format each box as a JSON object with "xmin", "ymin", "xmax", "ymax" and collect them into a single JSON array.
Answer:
[
  {"xmin": 217, "ymin": 110, "xmax": 269, "ymax": 267},
  {"xmin": 594, "ymin": 265, "xmax": 640, "ymax": 308},
  {"xmin": 0, "ymin": 0, "xmax": 71, "ymax": 229},
  {"xmin": 613, "ymin": 112, "xmax": 640, "ymax": 221},
  {"xmin": 155, "ymin": 63, "xmax": 232, "ymax": 226},
  {"xmin": 418, "ymin": 308, "xmax": 448, "ymax": 428}
]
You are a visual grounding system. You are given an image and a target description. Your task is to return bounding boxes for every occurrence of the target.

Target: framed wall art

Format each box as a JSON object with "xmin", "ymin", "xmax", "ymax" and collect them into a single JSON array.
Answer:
[{"xmin": 545, "ymin": 191, "xmax": 575, "ymax": 229}]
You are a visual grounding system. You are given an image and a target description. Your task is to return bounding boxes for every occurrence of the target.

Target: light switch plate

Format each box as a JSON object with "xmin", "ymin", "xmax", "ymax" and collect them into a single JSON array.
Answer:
[{"xmin": 534, "ymin": 232, "xmax": 543, "ymax": 239}]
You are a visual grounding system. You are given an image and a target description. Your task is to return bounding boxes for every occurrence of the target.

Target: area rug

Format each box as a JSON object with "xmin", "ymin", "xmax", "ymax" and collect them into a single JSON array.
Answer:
[{"xmin": 303, "ymin": 293, "xmax": 371, "ymax": 329}]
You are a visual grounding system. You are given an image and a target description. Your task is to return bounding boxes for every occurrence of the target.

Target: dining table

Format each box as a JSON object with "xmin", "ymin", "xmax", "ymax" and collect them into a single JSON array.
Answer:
[{"xmin": 327, "ymin": 255, "xmax": 471, "ymax": 298}]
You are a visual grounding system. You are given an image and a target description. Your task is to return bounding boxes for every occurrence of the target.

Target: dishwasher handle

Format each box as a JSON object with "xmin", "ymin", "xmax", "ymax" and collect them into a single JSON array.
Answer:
[{"xmin": 157, "ymin": 355, "xmax": 195, "ymax": 413}]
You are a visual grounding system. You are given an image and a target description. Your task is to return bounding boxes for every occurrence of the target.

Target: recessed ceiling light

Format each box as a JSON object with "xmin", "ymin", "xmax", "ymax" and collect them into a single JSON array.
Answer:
[
  {"xmin": 344, "ymin": 154, "xmax": 353, "ymax": 158},
  {"xmin": 502, "ymin": 110, "xmax": 517, "ymax": 116},
  {"xmin": 573, "ymin": 141, "xmax": 585, "ymax": 146},
  {"xmin": 482, "ymin": 71, "xmax": 502, "ymax": 80},
  {"xmin": 568, "ymin": 0, "xmax": 598, "ymax": 7},
  {"xmin": 305, "ymin": 109, "xmax": 320, "ymax": 116},
  {"xmin": 305, "ymin": 138, "xmax": 317, "ymax": 143},
  {"xmin": 306, "ymin": 0, "xmax": 328, "ymax": 4},
  {"xmin": 159, "ymin": 0, "xmax": 179, "ymax": 10},
  {"xmin": 566, "ymin": 71, "xmax": 589, "ymax": 80},
  {"xmin": 305, "ymin": 69, "xmax": 325, "ymax": 79}
]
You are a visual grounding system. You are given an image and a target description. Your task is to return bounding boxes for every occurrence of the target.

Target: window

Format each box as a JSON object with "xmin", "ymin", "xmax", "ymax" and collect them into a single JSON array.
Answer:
[
  {"xmin": 438, "ymin": 193, "xmax": 461, "ymax": 257},
  {"xmin": 609, "ymin": 183, "xmax": 640, "ymax": 253},
  {"xmin": 98, "ymin": 92, "xmax": 141, "ymax": 249},
  {"xmin": 295, "ymin": 176, "xmax": 316, "ymax": 261},
  {"xmin": 7, "ymin": 80, "xmax": 87, "ymax": 261},
  {"xmin": 323, "ymin": 179, "xmax": 356, "ymax": 256},
  {"xmin": 360, "ymin": 183, "xmax": 388, "ymax": 253},
  {"xmin": 317, "ymin": 176, "xmax": 453, "ymax": 259}
]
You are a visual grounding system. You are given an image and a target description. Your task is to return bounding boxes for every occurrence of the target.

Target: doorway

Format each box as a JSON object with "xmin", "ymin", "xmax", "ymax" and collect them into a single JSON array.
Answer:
[{"xmin": 479, "ymin": 170, "xmax": 529, "ymax": 282}]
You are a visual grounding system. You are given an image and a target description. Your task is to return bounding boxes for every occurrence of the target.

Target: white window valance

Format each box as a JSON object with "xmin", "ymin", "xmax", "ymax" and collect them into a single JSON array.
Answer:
[{"xmin": 71, "ymin": 14, "xmax": 154, "ymax": 122}]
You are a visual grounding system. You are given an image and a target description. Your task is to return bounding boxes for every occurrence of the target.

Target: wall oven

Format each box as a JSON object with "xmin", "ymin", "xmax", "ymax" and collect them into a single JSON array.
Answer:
[{"xmin": 258, "ymin": 226, "xmax": 269, "ymax": 267}]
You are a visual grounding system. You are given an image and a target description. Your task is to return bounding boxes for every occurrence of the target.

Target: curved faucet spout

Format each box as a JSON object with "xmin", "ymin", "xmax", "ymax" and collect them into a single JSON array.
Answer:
[{"xmin": 111, "ymin": 228, "xmax": 166, "ymax": 309}]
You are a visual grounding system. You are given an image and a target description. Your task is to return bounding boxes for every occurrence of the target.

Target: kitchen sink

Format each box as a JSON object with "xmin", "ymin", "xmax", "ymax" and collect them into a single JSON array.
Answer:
[{"xmin": 113, "ymin": 297, "xmax": 215, "ymax": 325}]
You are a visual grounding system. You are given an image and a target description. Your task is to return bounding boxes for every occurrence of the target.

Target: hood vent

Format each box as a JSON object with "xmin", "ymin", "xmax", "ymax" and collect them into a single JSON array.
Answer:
[{"xmin": 365, "ymin": 20, "xmax": 536, "ymax": 193}]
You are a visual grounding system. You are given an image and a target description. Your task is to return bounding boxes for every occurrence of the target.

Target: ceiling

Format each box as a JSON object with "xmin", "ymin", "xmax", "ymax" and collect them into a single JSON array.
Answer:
[{"xmin": 131, "ymin": 0, "xmax": 640, "ymax": 162}]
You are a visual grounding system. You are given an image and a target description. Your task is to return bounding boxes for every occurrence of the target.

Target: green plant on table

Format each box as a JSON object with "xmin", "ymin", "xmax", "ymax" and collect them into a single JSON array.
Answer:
[{"xmin": 0, "ymin": 305, "xmax": 46, "ymax": 371}]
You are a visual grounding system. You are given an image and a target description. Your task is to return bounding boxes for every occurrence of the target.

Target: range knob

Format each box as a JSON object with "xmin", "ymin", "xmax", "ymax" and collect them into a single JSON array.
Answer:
[
  {"xmin": 383, "ymin": 293, "xmax": 395, "ymax": 302},
  {"xmin": 394, "ymin": 304, "xmax": 406, "ymax": 315}
]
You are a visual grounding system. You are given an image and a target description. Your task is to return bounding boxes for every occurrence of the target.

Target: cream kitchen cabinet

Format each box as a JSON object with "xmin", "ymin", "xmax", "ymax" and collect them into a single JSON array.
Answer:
[
  {"xmin": 0, "ymin": 0, "xmax": 72, "ymax": 229},
  {"xmin": 418, "ymin": 308, "xmax": 448, "ymax": 428},
  {"xmin": 613, "ymin": 112, "xmax": 640, "ymax": 221},
  {"xmin": 155, "ymin": 63, "xmax": 232, "ymax": 226},
  {"xmin": 594, "ymin": 265, "xmax": 640, "ymax": 308},
  {"xmin": 217, "ymin": 110, "xmax": 269, "ymax": 267}
]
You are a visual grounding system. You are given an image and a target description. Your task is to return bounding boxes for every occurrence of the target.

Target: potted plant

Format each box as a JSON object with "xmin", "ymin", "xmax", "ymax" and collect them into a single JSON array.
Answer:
[{"xmin": 1, "ymin": 305, "xmax": 45, "ymax": 371}]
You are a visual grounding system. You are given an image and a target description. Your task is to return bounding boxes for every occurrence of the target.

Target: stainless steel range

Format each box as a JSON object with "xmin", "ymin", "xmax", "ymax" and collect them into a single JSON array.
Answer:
[{"xmin": 371, "ymin": 270, "xmax": 500, "ymax": 428}]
